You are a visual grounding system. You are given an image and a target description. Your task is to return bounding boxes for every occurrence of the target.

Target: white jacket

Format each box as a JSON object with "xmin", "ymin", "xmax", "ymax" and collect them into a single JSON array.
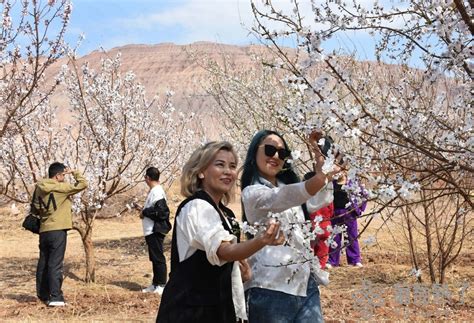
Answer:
[{"xmin": 242, "ymin": 177, "xmax": 333, "ymax": 296}]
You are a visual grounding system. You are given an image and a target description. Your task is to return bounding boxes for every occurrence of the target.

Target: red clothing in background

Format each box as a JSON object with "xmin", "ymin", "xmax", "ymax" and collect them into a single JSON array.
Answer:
[{"xmin": 310, "ymin": 202, "xmax": 334, "ymax": 269}]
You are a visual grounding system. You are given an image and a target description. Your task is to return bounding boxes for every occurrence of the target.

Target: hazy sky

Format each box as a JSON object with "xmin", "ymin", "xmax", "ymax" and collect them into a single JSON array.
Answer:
[
  {"xmin": 68, "ymin": 0, "xmax": 253, "ymax": 55},
  {"xmin": 68, "ymin": 0, "xmax": 378, "ymax": 60}
]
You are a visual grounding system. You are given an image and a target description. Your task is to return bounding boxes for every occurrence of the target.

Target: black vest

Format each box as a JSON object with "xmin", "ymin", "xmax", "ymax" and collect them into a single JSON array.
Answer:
[
  {"xmin": 333, "ymin": 181, "xmax": 350, "ymax": 209},
  {"xmin": 156, "ymin": 190, "xmax": 238, "ymax": 323}
]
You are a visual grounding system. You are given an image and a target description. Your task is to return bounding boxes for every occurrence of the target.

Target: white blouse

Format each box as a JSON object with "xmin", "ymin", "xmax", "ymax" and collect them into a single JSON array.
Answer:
[
  {"xmin": 175, "ymin": 198, "xmax": 247, "ymax": 320},
  {"xmin": 242, "ymin": 177, "xmax": 333, "ymax": 296}
]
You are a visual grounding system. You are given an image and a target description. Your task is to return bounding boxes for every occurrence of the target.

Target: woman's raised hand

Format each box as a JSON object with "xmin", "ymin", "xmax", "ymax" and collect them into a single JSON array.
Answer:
[
  {"xmin": 308, "ymin": 130, "xmax": 324, "ymax": 154},
  {"xmin": 307, "ymin": 130, "xmax": 347, "ymax": 180}
]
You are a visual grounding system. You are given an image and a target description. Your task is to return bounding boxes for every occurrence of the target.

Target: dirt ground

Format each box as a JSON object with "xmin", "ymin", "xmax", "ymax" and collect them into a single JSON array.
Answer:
[{"xmin": 0, "ymin": 197, "xmax": 472, "ymax": 322}]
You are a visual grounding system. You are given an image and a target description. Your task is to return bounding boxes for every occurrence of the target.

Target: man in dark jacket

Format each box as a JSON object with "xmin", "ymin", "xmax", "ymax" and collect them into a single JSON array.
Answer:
[{"xmin": 140, "ymin": 167, "xmax": 171, "ymax": 294}]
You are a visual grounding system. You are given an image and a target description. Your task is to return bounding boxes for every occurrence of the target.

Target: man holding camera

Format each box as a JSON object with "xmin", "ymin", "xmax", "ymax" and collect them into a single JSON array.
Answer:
[{"xmin": 33, "ymin": 162, "xmax": 88, "ymax": 306}]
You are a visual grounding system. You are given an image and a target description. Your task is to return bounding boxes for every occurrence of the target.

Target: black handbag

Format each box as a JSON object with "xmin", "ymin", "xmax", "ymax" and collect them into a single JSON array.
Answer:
[
  {"xmin": 22, "ymin": 187, "xmax": 41, "ymax": 234},
  {"xmin": 22, "ymin": 214, "xmax": 40, "ymax": 234}
]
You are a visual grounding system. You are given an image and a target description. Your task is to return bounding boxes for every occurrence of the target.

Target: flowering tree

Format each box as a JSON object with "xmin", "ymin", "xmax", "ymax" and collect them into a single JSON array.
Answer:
[
  {"xmin": 194, "ymin": 49, "xmax": 321, "ymax": 174},
  {"xmin": 0, "ymin": 0, "xmax": 72, "ymax": 204},
  {"xmin": 203, "ymin": 0, "xmax": 473, "ymax": 283},
  {"xmin": 59, "ymin": 53, "xmax": 194, "ymax": 282},
  {"xmin": 0, "ymin": 0, "xmax": 71, "ymax": 140},
  {"xmin": 0, "ymin": 98, "xmax": 61, "ymax": 202},
  {"xmin": 201, "ymin": 52, "xmax": 363, "ymax": 283},
  {"xmin": 1, "ymin": 53, "xmax": 195, "ymax": 283},
  {"xmin": 202, "ymin": 54, "xmax": 294, "ymax": 146}
]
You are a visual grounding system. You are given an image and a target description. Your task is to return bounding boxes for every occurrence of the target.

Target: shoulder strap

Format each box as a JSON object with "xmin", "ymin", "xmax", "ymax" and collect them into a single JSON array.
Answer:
[
  {"xmin": 31, "ymin": 187, "xmax": 37, "ymax": 204},
  {"xmin": 30, "ymin": 186, "xmax": 39, "ymax": 215},
  {"xmin": 301, "ymin": 202, "xmax": 311, "ymax": 221}
]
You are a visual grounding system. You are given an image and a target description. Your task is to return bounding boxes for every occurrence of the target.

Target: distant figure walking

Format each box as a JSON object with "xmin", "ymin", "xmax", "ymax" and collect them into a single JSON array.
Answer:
[
  {"xmin": 33, "ymin": 162, "xmax": 88, "ymax": 307},
  {"xmin": 328, "ymin": 174, "xmax": 367, "ymax": 268},
  {"xmin": 140, "ymin": 167, "xmax": 171, "ymax": 294}
]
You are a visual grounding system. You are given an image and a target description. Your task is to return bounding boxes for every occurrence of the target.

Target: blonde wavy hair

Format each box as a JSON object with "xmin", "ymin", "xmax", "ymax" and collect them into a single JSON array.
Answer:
[{"xmin": 180, "ymin": 141, "xmax": 238, "ymax": 205}]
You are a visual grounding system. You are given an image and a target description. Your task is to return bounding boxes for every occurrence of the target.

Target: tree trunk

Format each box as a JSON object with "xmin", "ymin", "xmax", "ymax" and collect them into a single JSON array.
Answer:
[
  {"xmin": 75, "ymin": 225, "xmax": 96, "ymax": 283},
  {"xmin": 406, "ymin": 209, "xmax": 422, "ymax": 283},
  {"xmin": 422, "ymin": 198, "xmax": 436, "ymax": 283},
  {"xmin": 82, "ymin": 229, "xmax": 96, "ymax": 283},
  {"xmin": 439, "ymin": 265, "xmax": 446, "ymax": 284}
]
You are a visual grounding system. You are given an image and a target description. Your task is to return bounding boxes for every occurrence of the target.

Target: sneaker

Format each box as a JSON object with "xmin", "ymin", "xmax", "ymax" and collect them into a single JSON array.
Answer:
[
  {"xmin": 354, "ymin": 262, "xmax": 363, "ymax": 268},
  {"xmin": 142, "ymin": 284, "xmax": 157, "ymax": 293},
  {"xmin": 153, "ymin": 285, "xmax": 165, "ymax": 295},
  {"xmin": 47, "ymin": 300, "xmax": 66, "ymax": 307}
]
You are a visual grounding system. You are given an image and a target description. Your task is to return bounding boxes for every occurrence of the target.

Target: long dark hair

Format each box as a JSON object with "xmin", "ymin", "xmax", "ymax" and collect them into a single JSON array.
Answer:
[
  {"xmin": 240, "ymin": 130, "xmax": 300, "ymax": 229},
  {"xmin": 241, "ymin": 129, "xmax": 300, "ymax": 190}
]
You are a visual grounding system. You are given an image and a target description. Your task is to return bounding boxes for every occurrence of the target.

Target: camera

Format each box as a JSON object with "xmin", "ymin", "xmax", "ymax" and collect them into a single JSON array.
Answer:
[
  {"xmin": 319, "ymin": 136, "xmax": 344, "ymax": 164},
  {"xmin": 318, "ymin": 136, "xmax": 333, "ymax": 157}
]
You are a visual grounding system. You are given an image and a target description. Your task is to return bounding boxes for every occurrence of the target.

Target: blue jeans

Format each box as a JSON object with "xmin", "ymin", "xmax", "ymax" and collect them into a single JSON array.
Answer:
[{"xmin": 247, "ymin": 276, "xmax": 323, "ymax": 323}]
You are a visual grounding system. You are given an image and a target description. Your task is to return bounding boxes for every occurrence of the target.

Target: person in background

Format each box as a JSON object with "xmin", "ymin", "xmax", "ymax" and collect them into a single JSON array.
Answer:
[
  {"xmin": 157, "ymin": 141, "xmax": 284, "ymax": 323},
  {"xmin": 328, "ymin": 172, "xmax": 367, "ymax": 268},
  {"xmin": 34, "ymin": 162, "xmax": 88, "ymax": 307},
  {"xmin": 140, "ymin": 167, "xmax": 171, "ymax": 294},
  {"xmin": 240, "ymin": 130, "xmax": 342, "ymax": 323},
  {"xmin": 303, "ymin": 171, "xmax": 334, "ymax": 270}
]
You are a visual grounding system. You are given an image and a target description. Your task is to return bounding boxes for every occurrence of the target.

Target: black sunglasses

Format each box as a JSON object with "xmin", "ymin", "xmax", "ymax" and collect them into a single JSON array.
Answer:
[{"xmin": 262, "ymin": 144, "xmax": 291, "ymax": 160}]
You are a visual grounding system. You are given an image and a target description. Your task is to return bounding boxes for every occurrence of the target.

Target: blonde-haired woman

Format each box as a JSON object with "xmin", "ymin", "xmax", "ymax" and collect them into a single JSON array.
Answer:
[{"xmin": 157, "ymin": 141, "xmax": 284, "ymax": 323}]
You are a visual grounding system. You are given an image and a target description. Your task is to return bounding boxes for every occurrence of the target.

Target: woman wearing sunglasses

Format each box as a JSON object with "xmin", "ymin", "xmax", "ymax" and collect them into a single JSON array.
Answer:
[
  {"xmin": 157, "ymin": 141, "xmax": 285, "ymax": 323},
  {"xmin": 241, "ymin": 130, "xmax": 342, "ymax": 323}
]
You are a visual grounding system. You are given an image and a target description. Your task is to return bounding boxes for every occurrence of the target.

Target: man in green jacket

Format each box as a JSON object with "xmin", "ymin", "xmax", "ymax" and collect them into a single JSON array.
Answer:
[{"xmin": 33, "ymin": 162, "xmax": 88, "ymax": 306}]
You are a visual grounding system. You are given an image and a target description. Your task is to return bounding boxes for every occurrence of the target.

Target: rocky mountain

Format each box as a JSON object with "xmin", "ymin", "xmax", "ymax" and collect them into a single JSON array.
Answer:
[
  {"xmin": 49, "ymin": 42, "xmax": 270, "ymax": 134},
  {"xmin": 47, "ymin": 42, "xmax": 391, "ymax": 139}
]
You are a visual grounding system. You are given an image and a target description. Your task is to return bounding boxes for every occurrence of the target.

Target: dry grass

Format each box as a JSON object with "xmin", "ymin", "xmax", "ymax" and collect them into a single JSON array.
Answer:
[{"xmin": 0, "ymin": 195, "xmax": 472, "ymax": 322}]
